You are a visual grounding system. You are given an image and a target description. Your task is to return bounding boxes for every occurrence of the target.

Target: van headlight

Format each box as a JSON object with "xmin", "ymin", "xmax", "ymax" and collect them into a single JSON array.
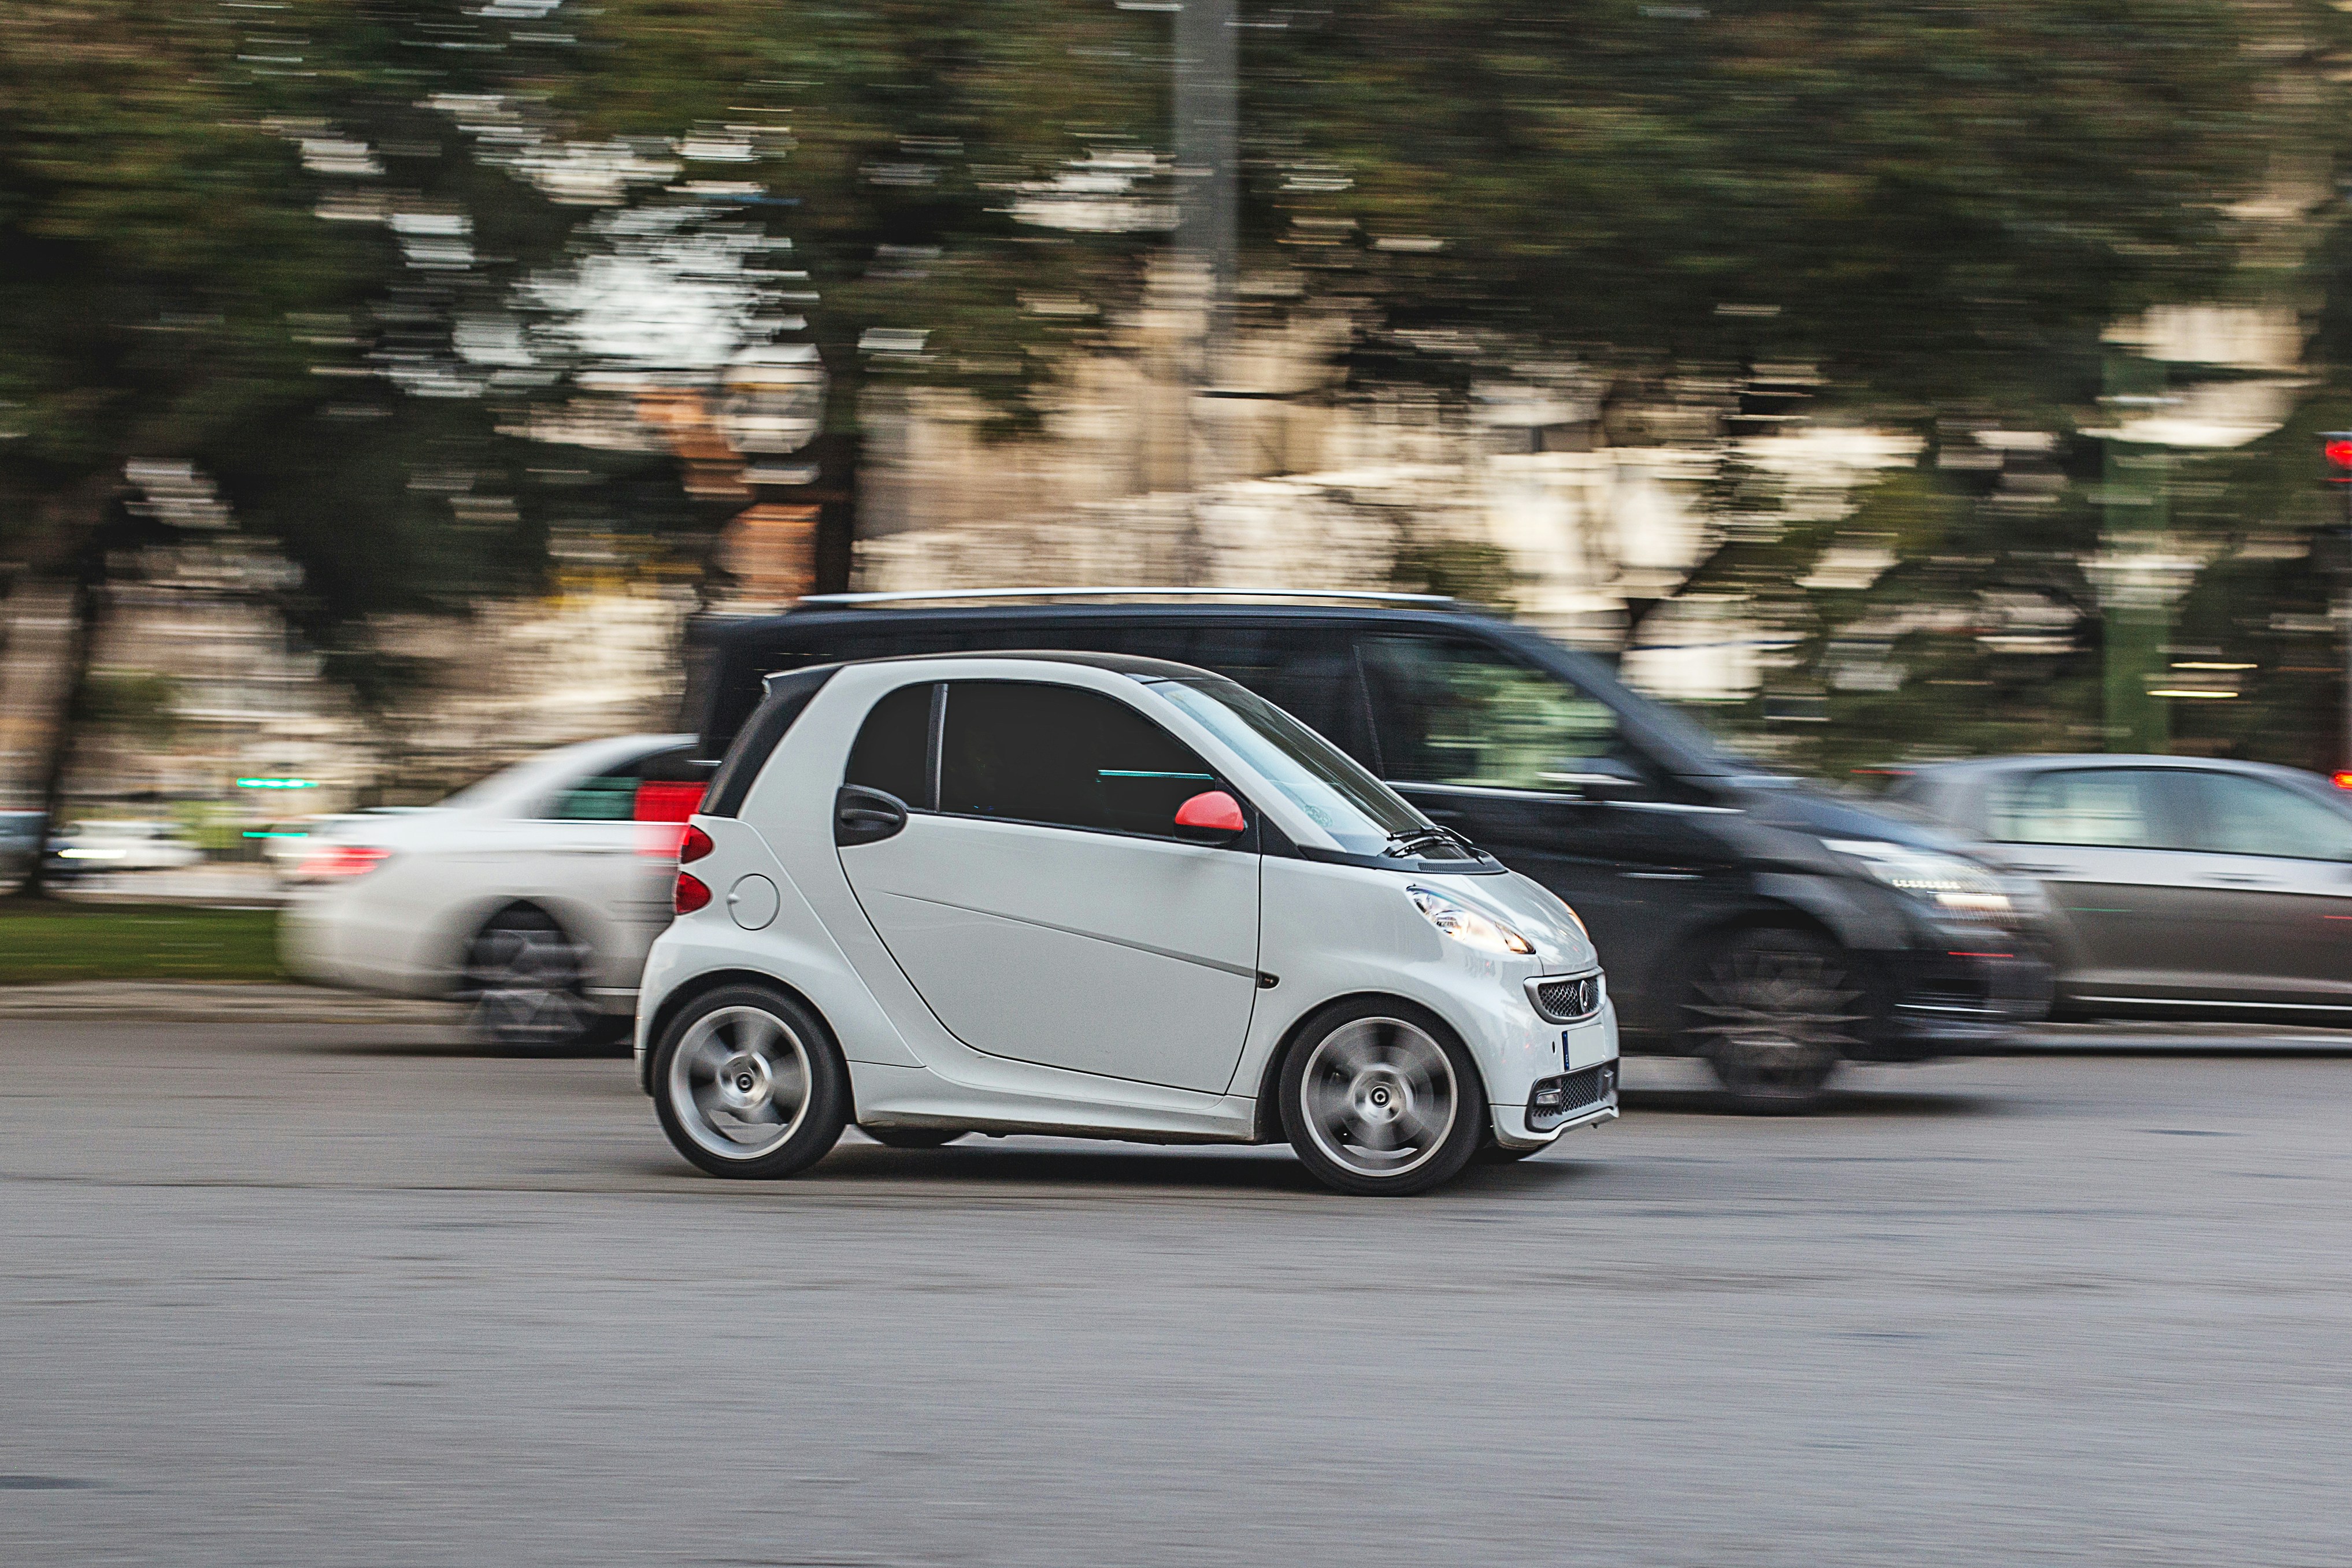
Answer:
[
  {"xmin": 1408, "ymin": 885, "xmax": 1535, "ymax": 956},
  {"xmin": 1826, "ymin": 840, "xmax": 2012, "ymax": 920}
]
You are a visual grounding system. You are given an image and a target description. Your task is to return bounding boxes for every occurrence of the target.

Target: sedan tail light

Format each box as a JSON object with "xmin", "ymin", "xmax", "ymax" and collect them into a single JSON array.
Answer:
[
  {"xmin": 634, "ymin": 780, "xmax": 707, "ymax": 857},
  {"xmin": 296, "ymin": 844, "xmax": 392, "ymax": 881}
]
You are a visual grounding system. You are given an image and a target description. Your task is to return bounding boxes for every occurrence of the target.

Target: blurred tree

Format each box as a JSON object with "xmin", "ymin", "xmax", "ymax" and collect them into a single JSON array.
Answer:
[
  {"xmin": 0, "ymin": 1, "xmax": 566, "ymax": 891},
  {"xmin": 1260, "ymin": 0, "xmax": 2336, "ymax": 420}
]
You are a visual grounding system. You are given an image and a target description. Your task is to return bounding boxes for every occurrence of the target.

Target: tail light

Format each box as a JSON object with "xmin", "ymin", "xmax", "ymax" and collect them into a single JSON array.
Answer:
[
  {"xmin": 295, "ymin": 844, "xmax": 392, "ymax": 881},
  {"xmin": 673, "ymin": 871, "xmax": 712, "ymax": 915},
  {"xmin": 679, "ymin": 824, "xmax": 713, "ymax": 863},
  {"xmin": 634, "ymin": 780, "xmax": 707, "ymax": 858},
  {"xmin": 2334, "ymin": 772, "xmax": 2352, "ymax": 792}
]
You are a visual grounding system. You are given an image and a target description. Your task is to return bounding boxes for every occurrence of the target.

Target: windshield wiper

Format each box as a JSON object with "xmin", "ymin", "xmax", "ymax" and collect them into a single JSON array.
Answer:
[{"xmin": 1383, "ymin": 825, "xmax": 1470, "ymax": 858}]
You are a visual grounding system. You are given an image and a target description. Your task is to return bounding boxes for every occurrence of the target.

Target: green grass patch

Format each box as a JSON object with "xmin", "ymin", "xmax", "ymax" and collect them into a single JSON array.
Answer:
[{"xmin": 0, "ymin": 903, "xmax": 286, "ymax": 984}]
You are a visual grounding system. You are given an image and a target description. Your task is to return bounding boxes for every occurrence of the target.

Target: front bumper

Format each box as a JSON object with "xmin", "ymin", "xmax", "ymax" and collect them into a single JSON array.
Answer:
[
  {"xmin": 1862, "ymin": 946, "xmax": 2053, "ymax": 1061},
  {"xmin": 1490, "ymin": 1060, "xmax": 1621, "ymax": 1148}
]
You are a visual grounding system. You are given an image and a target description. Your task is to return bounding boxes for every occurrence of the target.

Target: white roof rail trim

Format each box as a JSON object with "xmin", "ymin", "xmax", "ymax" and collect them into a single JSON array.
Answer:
[{"xmin": 795, "ymin": 586, "xmax": 1456, "ymax": 609}]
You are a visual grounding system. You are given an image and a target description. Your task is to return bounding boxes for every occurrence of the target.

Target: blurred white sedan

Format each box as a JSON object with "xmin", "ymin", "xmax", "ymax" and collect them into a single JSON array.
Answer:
[{"xmin": 280, "ymin": 735, "xmax": 703, "ymax": 1047}]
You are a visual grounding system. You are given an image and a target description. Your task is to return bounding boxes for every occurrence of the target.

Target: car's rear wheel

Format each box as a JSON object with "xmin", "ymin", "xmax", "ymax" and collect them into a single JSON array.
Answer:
[
  {"xmin": 860, "ymin": 1126, "xmax": 966, "ymax": 1149},
  {"xmin": 653, "ymin": 985, "xmax": 849, "ymax": 1179},
  {"xmin": 461, "ymin": 907, "xmax": 619, "ymax": 1051},
  {"xmin": 1685, "ymin": 928, "xmax": 1867, "ymax": 1110},
  {"xmin": 1279, "ymin": 1000, "xmax": 1483, "ymax": 1196}
]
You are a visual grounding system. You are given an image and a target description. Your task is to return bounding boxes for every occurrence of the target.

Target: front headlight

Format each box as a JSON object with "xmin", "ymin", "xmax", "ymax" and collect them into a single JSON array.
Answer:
[
  {"xmin": 1827, "ymin": 840, "xmax": 2012, "ymax": 920},
  {"xmin": 1408, "ymin": 885, "xmax": 1535, "ymax": 955}
]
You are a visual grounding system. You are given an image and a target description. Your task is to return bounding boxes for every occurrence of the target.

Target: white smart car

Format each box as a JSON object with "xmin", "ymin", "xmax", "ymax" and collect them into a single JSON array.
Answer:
[{"xmin": 638, "ymin": 653, "xmax": 1619, "ymax": 1196}]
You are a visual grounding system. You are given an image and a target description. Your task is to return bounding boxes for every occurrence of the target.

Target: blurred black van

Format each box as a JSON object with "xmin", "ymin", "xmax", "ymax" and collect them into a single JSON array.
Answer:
[{"xmin": 686, "ymin": 591, "xmax": 2047, "ymax": 1104}]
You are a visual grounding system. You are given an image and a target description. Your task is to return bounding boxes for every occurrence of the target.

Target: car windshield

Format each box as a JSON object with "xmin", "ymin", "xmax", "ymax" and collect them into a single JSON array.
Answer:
[{"xmin": 1147, "ymin": 674, "xmax": 1478, "ymax": 861}]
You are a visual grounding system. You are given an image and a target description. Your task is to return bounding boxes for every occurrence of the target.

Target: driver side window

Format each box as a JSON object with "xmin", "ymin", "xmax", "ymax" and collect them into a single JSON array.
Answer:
[
  {"xmin": 1360, "ymin": 636, "xmax": 1621, "ymax": 792},
  {"xmin": 938, "ymin": 681, "xmax": 1221, "ymax": 838}
]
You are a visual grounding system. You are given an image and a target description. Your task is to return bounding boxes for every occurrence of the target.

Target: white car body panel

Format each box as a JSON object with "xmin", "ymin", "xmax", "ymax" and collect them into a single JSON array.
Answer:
[
  {"xmin": 839, "ymin": 813, "xmax": 1259, "ymax": 1093},
  {"xmin": 639, "ymin": 657, "xmax": 1618, "ymax": 1154},
  {"xmin": 280, "ymin": 733, "xmax": 691, "ymax": 1007}
]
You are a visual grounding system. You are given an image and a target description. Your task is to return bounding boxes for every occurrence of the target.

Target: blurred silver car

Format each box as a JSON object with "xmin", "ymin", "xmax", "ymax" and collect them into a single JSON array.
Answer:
[
  {"xmin": 1887, "ymin": 755, "xmax": 2352, "ymax": 1020},
  {"xmin": 280, "ymin": 735, "xmax": 701, "ymax": 1047}
]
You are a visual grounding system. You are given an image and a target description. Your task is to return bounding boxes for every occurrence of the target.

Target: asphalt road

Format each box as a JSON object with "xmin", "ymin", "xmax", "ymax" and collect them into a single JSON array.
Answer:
[{"xmin": 2, "ymin": 1023, "xmax": 2346, "ymax": 1567}]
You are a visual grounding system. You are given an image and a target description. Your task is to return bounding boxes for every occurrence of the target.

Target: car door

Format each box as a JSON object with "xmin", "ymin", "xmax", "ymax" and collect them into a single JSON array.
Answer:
[
  {"xmin": 1354, "ymin": 631, "xmax": 1738, "ymax": 1014},
  {"xmin": 834, "ymin": 677, "xmax": 1262, "ymax": 1094},
  {"xmin": 2159, "ymin": 769, "xmax": 2352, "ymax": 1009},
  {"xmin": 1975, "ymin": 766, "xmax": 2218, "ymax": 1003}
]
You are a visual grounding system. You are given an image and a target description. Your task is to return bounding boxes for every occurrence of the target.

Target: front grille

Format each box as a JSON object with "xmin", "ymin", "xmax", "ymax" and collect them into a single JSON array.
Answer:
[
  {"xmin": 1527, "ymin": 972, "xmax": 1604, "ymax": 1023},
  {"xmin": 1527, "ymin": 1062, "xmax": 1618, "ymax": 1131}
]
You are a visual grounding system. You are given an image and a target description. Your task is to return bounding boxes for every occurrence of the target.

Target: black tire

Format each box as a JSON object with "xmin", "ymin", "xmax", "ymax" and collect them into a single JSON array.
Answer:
[
  {"xmin": 461, "ymin": 906, "xmax": 601, "ymax": 1051},
  {"xmin": 1684, "ymin": 928, "xmax": 1869, "ymax": 1111},
  {"xmin": 1278, "ymin": 998, "xmax": 1484, "ymax": 1196},
  {"xmin": 651, "ymin": 984, "xmax": 850, "ymax": 1179},
  {"xmin": 860, "ymin": 1126, "xmax": 967, "ymax": 1150}
]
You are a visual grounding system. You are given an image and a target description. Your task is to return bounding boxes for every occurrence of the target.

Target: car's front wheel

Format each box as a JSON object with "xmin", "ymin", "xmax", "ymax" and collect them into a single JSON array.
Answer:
[
  {"xmin": 1279, "ymin": 1000, "xmax": 1484, "ymax": 1196},
  {"xmin": 652, "ymin": 985, "xmax": 849, "ymax": 1179},
  {"xmin": 1685, "ymin": 928, "xmax": 1868, "ymax": 1110}
]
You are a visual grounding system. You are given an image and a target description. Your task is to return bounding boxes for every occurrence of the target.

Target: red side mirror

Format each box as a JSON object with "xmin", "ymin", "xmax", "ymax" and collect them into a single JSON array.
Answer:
[{"xmin": 1173, "ymin": 789, "xmax": 1247, "ymax": 836}]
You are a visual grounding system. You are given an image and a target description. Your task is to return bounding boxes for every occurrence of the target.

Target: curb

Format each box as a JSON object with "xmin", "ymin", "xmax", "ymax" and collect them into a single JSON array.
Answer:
[{"xmin": 0, "ymin": 982, "xmax": 461, "ymax": 1025}]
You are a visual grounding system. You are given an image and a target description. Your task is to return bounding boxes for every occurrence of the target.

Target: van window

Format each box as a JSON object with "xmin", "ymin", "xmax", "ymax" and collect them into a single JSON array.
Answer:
[
  {"xmin": 939, "ymin": 681, "xmax": 1217, "ymax": 836},
  {"xmin": 845, "ymin": 683, "xmax": 935, "ymax": 807},
  {"xmin": 1360, "ymin": 636, "xmax": 1621, "ymax": 791},
  {"xmin": 1184, "ymin": 625, "xmax": 1364, "ymax": 758}
]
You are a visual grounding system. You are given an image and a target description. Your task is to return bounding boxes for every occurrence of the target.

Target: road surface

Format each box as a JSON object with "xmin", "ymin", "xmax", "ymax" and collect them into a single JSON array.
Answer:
[{"xmin": 2, "ymin": 1021, "xmax": 2345, "ymax": 1566}]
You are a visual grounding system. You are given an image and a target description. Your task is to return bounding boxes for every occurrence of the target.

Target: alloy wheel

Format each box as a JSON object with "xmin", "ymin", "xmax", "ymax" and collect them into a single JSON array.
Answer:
[
  {"xmin": 666, "ymin": 1005, "xmax": 815, "ymax": 1161},
  {"xmin": 1298, "ymin": 1016, "xmax": 1460, "ymax": 1180},
  {"xmin": 466, "ymin": 917, "xmax": 593, "ymax": 1046},
  {"xmin": 1687, "ymin": 935, "xmax": 1865, "ymax": 1104}
]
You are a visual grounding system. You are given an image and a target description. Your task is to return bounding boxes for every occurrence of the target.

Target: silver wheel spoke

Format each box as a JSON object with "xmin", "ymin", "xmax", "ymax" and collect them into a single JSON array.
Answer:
[
  {"xmin": 1299, "ymin": 1017, "xmax": 1458, "ymax": 1180},
  {"xmin": 668, "ymin": 1006, "xmax": 816, "ymax": 1160}
]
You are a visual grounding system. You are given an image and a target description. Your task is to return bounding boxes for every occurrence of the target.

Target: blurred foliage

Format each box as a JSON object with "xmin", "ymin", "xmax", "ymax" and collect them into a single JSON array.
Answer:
[
  {"xmin": 1259, "ymin": 0, "xmax": 2343, "ymax": 418},
  {"xmin": 75, "ymin": 670, "xmax": 179, "ymax": 746},
  {"xmin": 1389, "ymin": 539, "xmax": 1524, "ymax": 614},
  {"xmin": 10, "ymin": 0, "xmax": 2352, "ymax": 789}
]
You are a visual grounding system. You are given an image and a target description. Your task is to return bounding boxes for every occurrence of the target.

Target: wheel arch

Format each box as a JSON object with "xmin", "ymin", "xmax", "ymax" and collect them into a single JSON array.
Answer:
[
  {"xmin": 1635, "ymin": 900, "xmax": 1854, "ymax": 1050},
  {"xmin": 1247, "ymin": 989, "xmax": 1483, "ymax": 1144},
  {"xmin": 638, "ymin": 966, "xmax": 836, "ymax": 1096}
]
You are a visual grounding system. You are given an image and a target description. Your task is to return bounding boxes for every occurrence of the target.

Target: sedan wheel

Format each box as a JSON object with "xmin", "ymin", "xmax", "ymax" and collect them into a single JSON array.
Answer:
[
  {"xmin": 463, "ymin": 910, "xmax": 608, "ymax": 1050},
  {"xmin": 1686, "ymin": 929, "xmax": 1868, "ymax": 1110},
  {"xmin": 653, "ymin": 987, "xmax": 848, "ymax": 1179},
  {"xmin": 1280, "ymin": 1002, "xmax": 1483, "ymax": 1196}
]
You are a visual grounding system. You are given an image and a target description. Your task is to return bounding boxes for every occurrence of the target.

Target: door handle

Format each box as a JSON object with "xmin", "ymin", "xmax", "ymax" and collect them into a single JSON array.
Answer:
[
  {"xmin": 2206, "ymin": 872, "xmax": 2271, "ymax": 886},
  {"xmin": 2007, "ymin": 863, "xmax": 2073, "ymax": 876},
  {"xmin": 834, "ymin": 786, "xmax": 909, "ymax": 846}
]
